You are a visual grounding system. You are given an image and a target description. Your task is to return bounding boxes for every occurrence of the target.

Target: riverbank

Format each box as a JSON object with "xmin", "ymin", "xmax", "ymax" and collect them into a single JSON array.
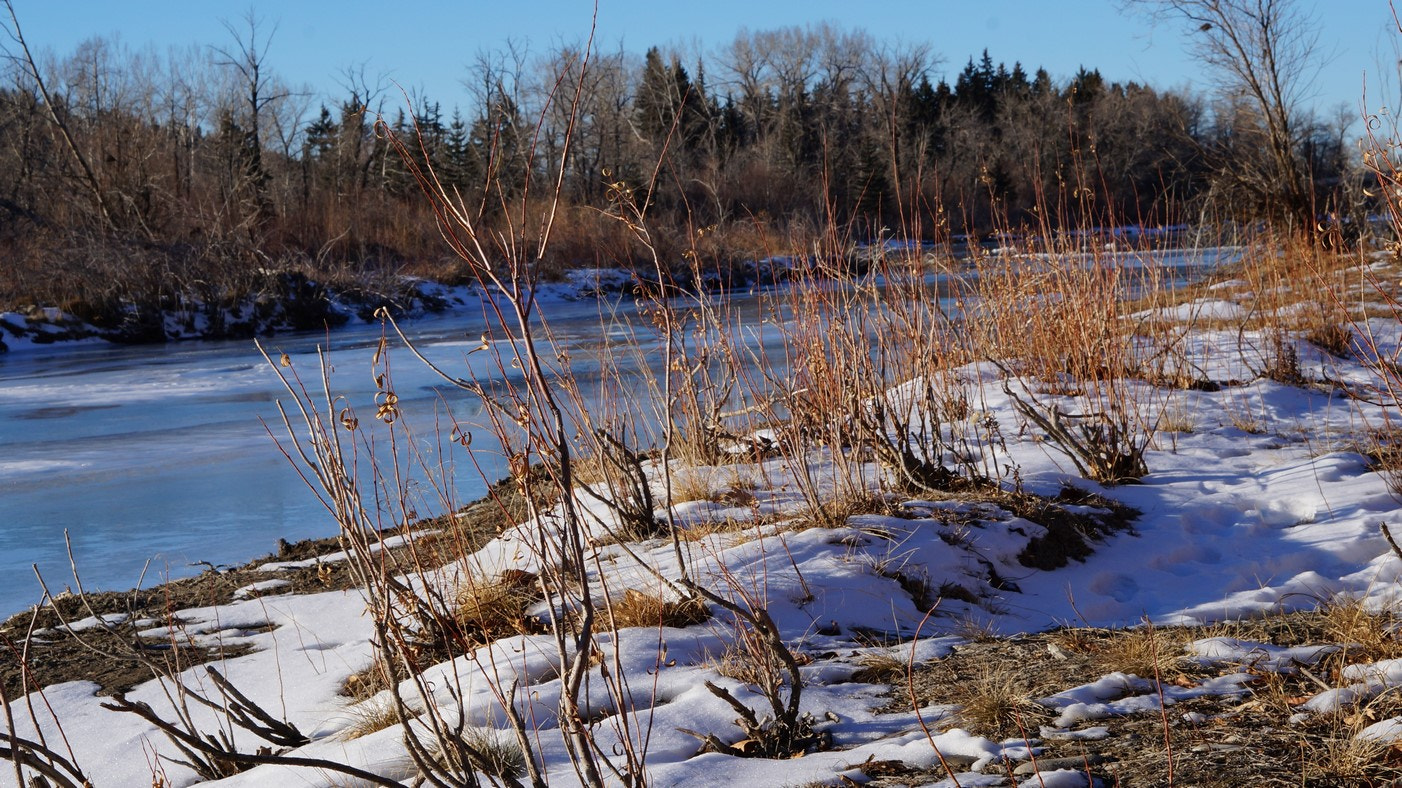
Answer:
[
  {"xmin": 0, "ymin": 254, "xmax": 807, "ymax": 352},
  {"xmin": 8, "ymin": 493, "xmax": 1400, "ymax": 786},
  {"xmin": 0, "ymin": 230, "xmax": 1211, "ymax": 353}
]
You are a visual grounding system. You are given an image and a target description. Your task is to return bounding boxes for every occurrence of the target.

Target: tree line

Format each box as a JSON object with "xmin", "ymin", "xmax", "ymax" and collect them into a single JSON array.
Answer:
[{"xmin": 0, "ymin": 11, "xmax": 1359, "ymax": 339}]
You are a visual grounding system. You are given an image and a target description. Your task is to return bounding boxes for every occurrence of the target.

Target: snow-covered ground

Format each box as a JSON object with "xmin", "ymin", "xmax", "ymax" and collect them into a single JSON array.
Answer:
[{"xmin": 7, "ymin": 256, "xmax": 1402, "ymax": 786}]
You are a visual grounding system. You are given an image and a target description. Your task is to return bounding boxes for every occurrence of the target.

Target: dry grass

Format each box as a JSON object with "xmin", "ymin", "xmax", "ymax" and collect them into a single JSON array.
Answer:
[
  {"xmin": 948, "ymin": 664, "xmax": 1046, "ymax": 740},
  {"xmin": 804, "ymin": 490, "xmax": 897, "ymax": 530},
  {"xmin": 963, "ymin": 248, "xmax": 1163, "ymax": 484},
  {"xmin": 454, "ymin": 569, "xmax": 541, "ymax": 644},
  {"xmin": 950, "ymin": 615, "xmax": 1001, "ymax": 643},
  {"xmin": 707, "ymin": 640, "xmax": 778, "ymax": 687},
  {"xmin": 668, "ymin": 467, "xmax": 719, "ymax": 504},
  {"xmin": 338, "ymin": 693, "xmax": 421, "ymax": 740},
  {"xmin": 1300, "ymin": 732, "xmax": 1399, "ymax": 786},
  {"xmin": 1307, "ymin": 315, "xmax": 1354, "ymax": 359},
  {"xmin": 1223, "ymin": 390, "xmax": 1268, "ymax": 434},
  {"xmin": 602, "ymin": 588, "xmax": 709, "ymax": 630},
  {"xmin": 677, "ymin": 516, "xmax": 761, "ymax": 542},
  {"xmin": 718, "ymin": 474, "xmax": 759, "ymax": 506},
  {"xmin": 426, "ymin": 728, "xmax": 528, "ymax": 782},
  {"xmin": 1318, "ymin": 594, "xmax": 1402, "ymax": 665},
  {"xmin": 569, "ymin": 452, "xmax": 612, "ymax": 487},
  {"xmin": 1048, "ymin": 620, "xmax": 1223, "ymax": 682},
  {"xmin": 341, "ymin": 654, "xmax": 395, "ymax": 702},
  {"xmin": 851, "ymin": 650, "xmax": 910, "ymax": 684},
  {"xmin": 1364, "ymin": 426, "xmax": 1402, "ymax": 498},
  {"xmin": 897, "ymin": 601, "xmax": 1402, "ymax": 787},
  {"xmin": 1157, "ymin": 401, "xmax": 1198, "ymax": 434},
  {"xmin": 1092, "ymin": 621, "xmax": 1189, "ymax": 680}
]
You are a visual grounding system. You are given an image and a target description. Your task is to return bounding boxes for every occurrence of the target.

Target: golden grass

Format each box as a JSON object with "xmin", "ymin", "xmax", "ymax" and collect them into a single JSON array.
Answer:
[
  {"xmin": 602, "ymin": 588, "xmax": 709, "ymax": 630},
  {"xmin": 338, "ymin": 693, "xmax": 421, "ymax": 740},
  {"xmin": 851, "ymin": 650, "xmax": 909, "ymax": 683},
  {"xmin": 1093, "ymin": 621, "xmax": 1188, "ymax": 680},
  {"xmin": 668, "ymin": 467, "xmax": 719, "ymax": 504},
  {"xmin": 948, "ymin": 664, "xmax": 1046, "ymax": 740},
  {"xmin": 1318, "ymin": 594, "xmax": 1402, "ymax": 665},
  {"xmin": 454, "ymin": 569, "xmax": 540, "ymax": 644}
]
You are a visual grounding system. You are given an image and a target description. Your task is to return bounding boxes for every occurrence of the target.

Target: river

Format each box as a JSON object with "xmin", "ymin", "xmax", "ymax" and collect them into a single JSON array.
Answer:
[
  {"xmin": 0, "ymin": 248, "xmax": 1224, "ymax": 617},
  {"xmin": 0, "ymin": 294, "xmax": 677, "ymax": 616}
]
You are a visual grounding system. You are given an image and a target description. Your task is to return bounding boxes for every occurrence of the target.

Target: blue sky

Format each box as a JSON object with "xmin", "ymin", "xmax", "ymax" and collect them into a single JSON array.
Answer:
[{"xmin": 8, "ymin": 1, "xmax": 1396, "ymax": 121}]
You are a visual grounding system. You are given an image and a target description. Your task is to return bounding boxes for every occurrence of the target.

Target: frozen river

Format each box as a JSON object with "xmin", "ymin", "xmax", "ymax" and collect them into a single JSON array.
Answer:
[
  {"xmin": 0, "ymin": 249, "xmax": 1225, "ymax": 617},
  {"xmin": 0, "ymin": 294, "xmax": 686, "ymax": 616}
]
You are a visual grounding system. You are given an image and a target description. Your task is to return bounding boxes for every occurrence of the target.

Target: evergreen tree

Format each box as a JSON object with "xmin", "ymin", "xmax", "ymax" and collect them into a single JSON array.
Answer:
[
  {"xmin": 636, "ymin": 47, "xmax": 680, "ymax": 143},
  {"xmin": 443, "ymin": 109, "xmax": 476, "ymax": 193}
]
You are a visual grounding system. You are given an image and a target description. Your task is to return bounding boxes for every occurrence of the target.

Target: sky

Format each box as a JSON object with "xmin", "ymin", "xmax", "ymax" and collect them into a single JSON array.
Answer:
[{"xmin": 6, "ymin": 1, "xmax": 1400, "ymax": 124}]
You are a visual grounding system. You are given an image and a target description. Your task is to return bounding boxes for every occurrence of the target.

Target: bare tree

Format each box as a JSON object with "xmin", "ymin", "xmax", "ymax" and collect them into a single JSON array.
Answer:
[
  {"xmin": 1, "ymin": 0, "xmax": 117, "ymax": 230},
  {"xmin": 860, "ymin": 40, "xmax": 934, "ymax": 223},
  {"xmin": 212, "ymin": 10, "xmax": 286, "ymax": 213},
  {"xmin": 1127, "ymin": 0, "xmax": 1324, "ymax": 235}
]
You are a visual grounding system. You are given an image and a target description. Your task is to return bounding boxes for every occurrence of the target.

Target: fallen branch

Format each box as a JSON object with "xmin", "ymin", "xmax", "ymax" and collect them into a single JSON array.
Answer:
[{"xmin": 99, "ymin": 694, "xmax": 402, "ymax": 787}]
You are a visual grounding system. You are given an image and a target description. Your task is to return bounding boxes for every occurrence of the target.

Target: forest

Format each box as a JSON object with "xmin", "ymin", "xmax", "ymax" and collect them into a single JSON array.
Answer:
[{"xmin": 0, "ymin": 13, "xmax": 1362, "ymax": 340}]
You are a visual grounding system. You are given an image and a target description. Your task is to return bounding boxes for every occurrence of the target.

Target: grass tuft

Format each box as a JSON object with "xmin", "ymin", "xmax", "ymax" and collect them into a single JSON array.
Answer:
[
  {"xmin": 339, "ymin": 693, "xmax": 420, "ymax": 740},
  {"xmin": 851, "ymin": 650, "xmax": 909, "ymax": 684},
  {"xmin": 342, "ymin": 654, "xmax": 395, "ymax": 701},
  {"xmin": 454, "ymin": 570, "xmax": 541, "ymax": 645},
  {"xmin": 603, "ymin": 589, "xmax": 709, "ymax": 630},
  {"xmin": 949, "ymin": 665, "xmax": 1045, "ymax": 740},
  {"xmin": 426, "ymin": 728, "xmax": 528, "ymax": 781}
]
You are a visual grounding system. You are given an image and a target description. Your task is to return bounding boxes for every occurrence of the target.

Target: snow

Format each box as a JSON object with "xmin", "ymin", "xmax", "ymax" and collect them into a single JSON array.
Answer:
[
  {"xmin": 1187, "ymin": 637, "xmax": 1339, "ymax": 672},
  {"xmin": 1132, "ymin": 298, "xmax": 1245, "ymax": 322},
  {"xmin": 1359, "ymin": 717, "xmax": 1402, "ymax": 742},
  {"xmin": 9, "ymin": 279, "xmax": 1402, "ymax": 786},
  {"xmin": 1300, "ymin": 658, "xmax": 1402, "ymax": 714},
  {"xmin": 232, "ymin": 578, "xmax": 292, "ymax": 599}
]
